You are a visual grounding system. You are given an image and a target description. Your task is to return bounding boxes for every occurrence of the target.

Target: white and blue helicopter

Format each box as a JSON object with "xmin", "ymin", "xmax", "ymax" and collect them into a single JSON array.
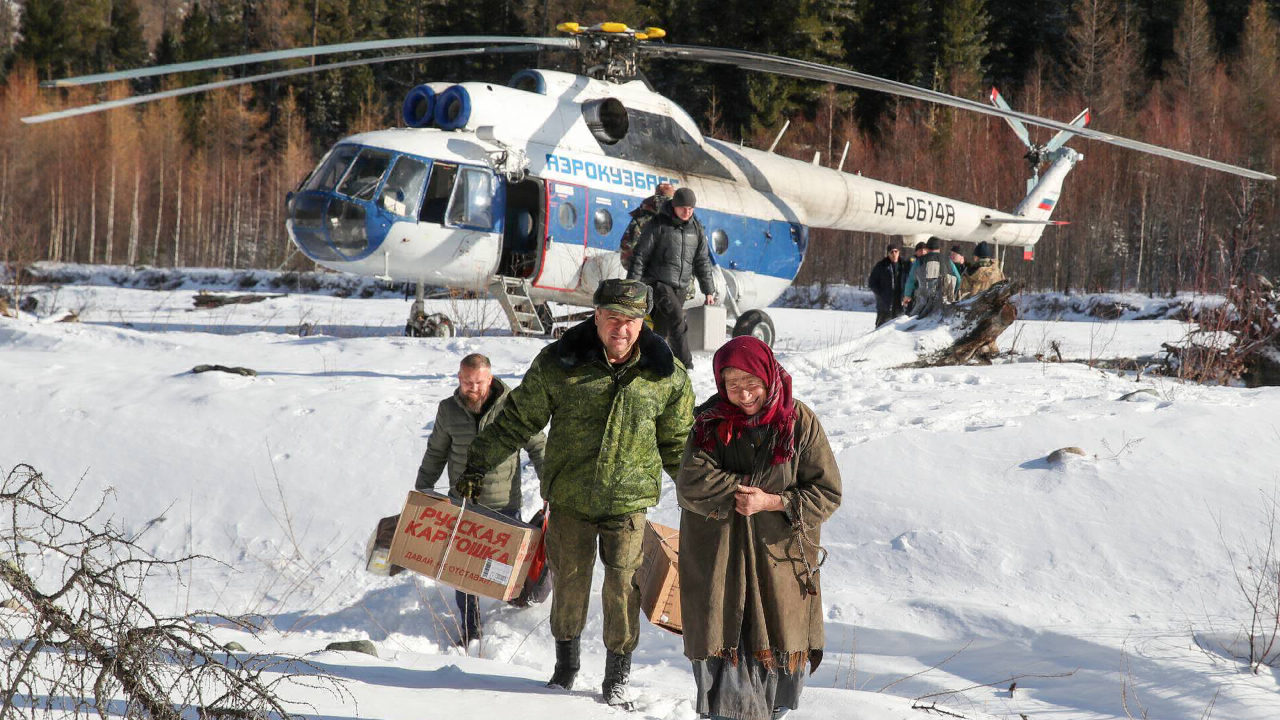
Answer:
[{"xmin": 26, "ymin": 23, "xmax": 1275, "ymax": 343}]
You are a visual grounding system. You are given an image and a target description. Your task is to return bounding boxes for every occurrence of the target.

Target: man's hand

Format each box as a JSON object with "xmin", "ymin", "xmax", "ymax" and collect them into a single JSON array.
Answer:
[
  {"xmin": 734, "ymin": 485, "xmax": 783, "ymax": 517},
  {"xmin": 902, "ymin": 296, "xmax": 912, "ymax": 306},
  {"xmin": 705, "ymin": 294, "xmax": 717, "ymax": 306},
  {"xmin": 456, "ymin": 465, "xmax": 486, "ymax": 501}
]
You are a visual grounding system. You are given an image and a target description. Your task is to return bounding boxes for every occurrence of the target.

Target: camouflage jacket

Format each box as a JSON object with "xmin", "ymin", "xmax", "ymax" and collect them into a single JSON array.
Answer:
[
  {"xmin": 960, "ymin": 259, "xmax": 1005, "ymax": 298},
  {"xmin": 466, "ymin": 318, "xmax": 695, "ymax": 520}
]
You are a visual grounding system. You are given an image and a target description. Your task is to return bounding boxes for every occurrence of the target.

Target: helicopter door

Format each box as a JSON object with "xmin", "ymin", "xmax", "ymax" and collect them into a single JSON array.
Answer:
[
  {"xmin": 533, "ymin": 180, "xmax": 589, "ymax": 292},
  {"xmin": 499, "ymin": 177, "xmax": 545, "ymax": 278}
]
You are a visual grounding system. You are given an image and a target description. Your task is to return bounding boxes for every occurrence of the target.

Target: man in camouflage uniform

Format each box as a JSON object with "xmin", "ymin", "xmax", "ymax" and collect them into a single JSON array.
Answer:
[
  {"xmin": 959, "ymin": 241, "xmax": 1005, "ymax": 298},
  {"xmin": 960, "ymin": 241, "xmax": 1007, "ymax": 356},
  {"xmin": 619, "ymin": 182, "xmax": 675, "ymax": 274},
  {"xmin": 461, "ymin": 278, "xmax": 694, "ymax": 708}
]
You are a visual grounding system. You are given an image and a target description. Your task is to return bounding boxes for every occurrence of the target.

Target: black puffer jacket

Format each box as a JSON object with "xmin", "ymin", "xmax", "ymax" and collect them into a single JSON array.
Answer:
[
  {"xmin": 627, "ymin": 202, "xmax": 716, "ymax": 295},
  {"xmin": 868, "ymin": 257, "xmax": 905, "ymax": 309}
]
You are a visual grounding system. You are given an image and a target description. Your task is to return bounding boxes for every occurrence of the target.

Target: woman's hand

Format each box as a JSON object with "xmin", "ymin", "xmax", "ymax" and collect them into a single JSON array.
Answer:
[{"xmin": 734, "ymin": 485, "xmax": 784, "ymax": 517}]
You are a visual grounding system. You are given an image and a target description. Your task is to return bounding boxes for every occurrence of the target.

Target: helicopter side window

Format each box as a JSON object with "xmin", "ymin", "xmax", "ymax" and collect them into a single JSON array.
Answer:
[
  {"xmin": 379, "ymin": 156, "xmax": 429, "ymax": 217},
  {"xmin": 337, "ymin": 148, "xmax": 393, "ymax": 202},
  {"xmin": 420, "ymin": 163, "xmax": 458, "ymax": 224},
  {"xmin": 712, "ymin": 229, "xmax": 729, "ymax": 254},
  {"xmin": 304, "ymin": 145, "xmax": 359, "ymax": 192},
  {"xmin": 446, "ymin": 167, "xmax": 494, "ymax": 230}
]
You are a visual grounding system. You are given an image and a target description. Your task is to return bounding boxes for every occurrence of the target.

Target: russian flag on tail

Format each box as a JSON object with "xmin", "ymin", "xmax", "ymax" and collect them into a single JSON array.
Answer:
[{"xmin": 1037, "ymin": 197, "xmax": 1056, "ymax": 211}]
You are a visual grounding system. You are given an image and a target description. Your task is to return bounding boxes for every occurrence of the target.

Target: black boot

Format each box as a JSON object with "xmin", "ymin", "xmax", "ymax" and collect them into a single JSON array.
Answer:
[
  {"xmin": 602, "ymin": 650, "xmax": 633, "ymax": 709},
  {"xmin": 546, "ymin": 637, "xmax": 580, "ymax": 690}
]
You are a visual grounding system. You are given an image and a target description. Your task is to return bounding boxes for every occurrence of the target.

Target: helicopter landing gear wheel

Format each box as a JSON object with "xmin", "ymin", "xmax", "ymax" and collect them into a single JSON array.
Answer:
[
  {"xmin": 732, "ymin": 309, "xmax": 776, "ymax": 347},
  {"xmin": 405, "ymin": 299, "xmax": 455, "ymax": 338}
]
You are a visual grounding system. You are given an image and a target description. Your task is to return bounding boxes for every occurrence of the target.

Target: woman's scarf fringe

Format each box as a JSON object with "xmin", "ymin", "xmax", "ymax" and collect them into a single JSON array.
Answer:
[{"xmin": 710, "ymin": 647, "xmax": 810, "ymax": 674}]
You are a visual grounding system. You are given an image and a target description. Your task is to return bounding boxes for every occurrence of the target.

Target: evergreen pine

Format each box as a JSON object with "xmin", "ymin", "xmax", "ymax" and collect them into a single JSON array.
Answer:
[
  {"xmin": 1236, "ymin": 0, "xmax": 1279, "ymax": 167},
  {"xmin": 109, "ymin": 0, "xmax": 149, "ymax": 71},
  {"xmin": 0, "ymin": 0, "xmax": 19, "ymax": 72},
  {"xmin": 937, "ymin": 0, "xmax": 991, "ymax": 97},
  {"xmin": 14, "ymin": 0, "xmax": 75, "ymax": 81},
  {"xmin": 842, "ymin": 0, "xmax": 935, "ymax": 135}
]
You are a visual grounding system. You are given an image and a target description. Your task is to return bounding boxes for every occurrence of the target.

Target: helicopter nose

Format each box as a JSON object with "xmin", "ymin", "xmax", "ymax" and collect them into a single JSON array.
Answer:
[{"xmin": 287, "ymin": 191, "xmax": 393, "ymax": 263}]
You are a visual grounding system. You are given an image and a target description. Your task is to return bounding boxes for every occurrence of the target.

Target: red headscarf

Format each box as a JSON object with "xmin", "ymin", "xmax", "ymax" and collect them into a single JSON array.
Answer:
[{"xmin": 694, "ymin": 336, "xmax": 797, "ymax": 465}]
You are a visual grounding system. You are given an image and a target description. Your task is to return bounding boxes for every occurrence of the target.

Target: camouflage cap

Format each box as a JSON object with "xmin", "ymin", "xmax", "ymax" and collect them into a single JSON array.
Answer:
[{"xmin": 593, "ymin": 278, "xmax": 651, "ymax": 318}]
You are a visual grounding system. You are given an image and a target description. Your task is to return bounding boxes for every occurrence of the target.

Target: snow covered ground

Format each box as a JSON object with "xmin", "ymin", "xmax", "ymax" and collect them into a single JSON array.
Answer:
[{"xmin": 3, "ymin": 276, "xmax": 1279, "ymax": 719}]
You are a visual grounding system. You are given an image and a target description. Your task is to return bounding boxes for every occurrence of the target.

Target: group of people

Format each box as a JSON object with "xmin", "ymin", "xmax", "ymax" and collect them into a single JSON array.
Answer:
[
  {"xmin": 868, "ymin": 236, "xmax": 1006, "ymax": 326},
  {"xmin": 415, "ymin": 278, "xmax": 841, "ymax": 720},
  {"xmin": 412, "ymin": 188, "xmax": 1010, "ymax": 717}
]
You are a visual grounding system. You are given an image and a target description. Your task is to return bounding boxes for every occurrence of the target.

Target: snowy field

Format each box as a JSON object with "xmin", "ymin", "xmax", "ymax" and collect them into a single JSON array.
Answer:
[{"xmin": 3, "ymin": 277, "xmax": 1280, "ymax": 719}]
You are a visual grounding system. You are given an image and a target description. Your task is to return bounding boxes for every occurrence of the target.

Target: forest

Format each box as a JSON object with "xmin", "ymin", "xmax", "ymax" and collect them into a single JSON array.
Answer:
[{"xmin": 0, "ymin": 0, "xmax": 1278, "ymax": 294}]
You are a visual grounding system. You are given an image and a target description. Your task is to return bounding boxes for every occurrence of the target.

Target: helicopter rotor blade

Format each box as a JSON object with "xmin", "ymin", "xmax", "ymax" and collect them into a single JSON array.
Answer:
[
  {"xmin": 21, "ymin": 45, "xmax": 544, "ymax": 124},
  {"xmin": 1044, "ymin": 107, "xmax": 1092, "ymax": 156},
  {"xmin": 40, "ymin": 36, "xmax": 577, "ymax": 89},
  {"xmin": 641, "ymin": 43, "xmax": 1275, "ymax": 181},
  {"xmin": 989, "ymin": 87, "xmax": 1032, "ymax": 150}
]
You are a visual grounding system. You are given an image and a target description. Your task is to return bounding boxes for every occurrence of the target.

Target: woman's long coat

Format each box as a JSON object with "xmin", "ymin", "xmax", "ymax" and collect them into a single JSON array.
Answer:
[{"xmin": 676, "ymin": 398, "xmax": 842, "ymax": 668}]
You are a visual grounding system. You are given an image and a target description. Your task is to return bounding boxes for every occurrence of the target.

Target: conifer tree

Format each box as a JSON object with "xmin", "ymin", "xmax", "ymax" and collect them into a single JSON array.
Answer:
[
  {"xmin": 841, "ymin": 0, "xmax": 935, "ymax": 135},
  {"xmin": 1171, "ymin": 0, "xmax": 1216, "ymax": 97},
  {"xmin": 108, "ymin": 0, "xmax": 149, "ymax": 71},
  {"xmin": 14, "ymin": 0, "xmax": 75, "ymax": 81},
  {"xmin": 0, "ymin": 0, "xmax": 18, "ymax": 71},
  {"xmin": 937, "ymin": 0, "xmax": 991, "ymax": 98},
  {"xmin": 984, "ymin": 0, "xmax": 1071, "ymax": 89},
  {"xmin": 1235, "ymin": 0, "xmax": 1279, "ymax": 167},
  {"xmin": 1066, "ymin": 0, "xmax": 1144, "ymax": 122},
  {"xmin": 304, "ymin": 0, "xmax": 389, "ymax": 145}
]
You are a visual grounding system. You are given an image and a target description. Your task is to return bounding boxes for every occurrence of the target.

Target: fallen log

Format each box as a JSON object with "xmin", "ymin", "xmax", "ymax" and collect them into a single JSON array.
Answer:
[
  {"xmin": 191, "ymin": 364, "xmax": 257, "ymax": 377},
  {"xmin": 192, "ymin": 291, "xmax": 279, "ymax": 309},
  {"xmin": 910, "ymin": 279, "xmax": 1023, "ymax": 367}
]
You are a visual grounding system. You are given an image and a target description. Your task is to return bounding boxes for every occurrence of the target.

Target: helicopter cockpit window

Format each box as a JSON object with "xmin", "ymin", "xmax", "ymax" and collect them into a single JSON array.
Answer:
[
  {"xmin": 380, "ymin": 156, "xmax": 429, "ymax": 217},
  {"xmin": 326, "ymin": 197, "xmax": 368, "ymax": 256},
  {"xmin": 420, "ymin": 163, "xmax": 457, "ymax": 223},
  {"xmin": 446, "ymin": 167, "xmax": 494, "ymax": 229},
  {"xmin": 304, "ymin": 145, "xmax": 359, "ymax": 192},
  {"xmin": 337, "ymin": 148, "xmax": 393, "ymax": 202}
]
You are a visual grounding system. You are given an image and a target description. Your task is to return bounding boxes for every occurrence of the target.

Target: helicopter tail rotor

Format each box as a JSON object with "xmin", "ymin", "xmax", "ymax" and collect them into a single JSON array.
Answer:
[{"xmin": 989, "ymin": 87, "xmax": 1091, "ymax": 194}]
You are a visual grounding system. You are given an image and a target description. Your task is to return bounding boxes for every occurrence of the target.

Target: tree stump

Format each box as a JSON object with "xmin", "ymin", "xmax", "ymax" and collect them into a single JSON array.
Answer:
[{"xmin": 912, "ymin": 279, "xmax": 1023, "ymax": 367}]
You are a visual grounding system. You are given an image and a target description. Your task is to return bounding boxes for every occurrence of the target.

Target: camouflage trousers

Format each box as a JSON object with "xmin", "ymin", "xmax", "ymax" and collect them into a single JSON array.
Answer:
[{"xmin": 546, "ymin": 508, "xmax": 646, "ymax": 654}]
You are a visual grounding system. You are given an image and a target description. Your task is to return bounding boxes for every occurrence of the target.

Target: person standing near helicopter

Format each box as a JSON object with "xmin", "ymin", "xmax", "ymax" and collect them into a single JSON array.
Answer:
[
  {"xmin": 627, "ymin": 187, "xmax": 717, "ymax": 368},
  {"xmin": 620, "ymin": 182, "xmax": 675, "ymax": 273}
]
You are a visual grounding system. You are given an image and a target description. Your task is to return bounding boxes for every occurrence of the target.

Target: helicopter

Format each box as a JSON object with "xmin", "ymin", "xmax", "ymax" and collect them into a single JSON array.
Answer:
[{"xmin": 24, "ymin": 23, "xmax": 1275, "ymax": 345}]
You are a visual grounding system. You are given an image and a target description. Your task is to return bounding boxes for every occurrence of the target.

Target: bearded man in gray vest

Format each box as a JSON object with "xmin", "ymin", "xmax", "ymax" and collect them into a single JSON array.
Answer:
[{"xmin": 415, "ymin": 353, "xmax": 546, "ymax": 645}]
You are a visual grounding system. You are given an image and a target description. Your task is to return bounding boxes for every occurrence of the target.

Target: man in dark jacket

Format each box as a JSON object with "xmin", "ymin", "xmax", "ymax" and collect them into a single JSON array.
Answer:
[
  {"xmin": 462, "ymin": 279, "xmax": 695, "ymax": 708},
  {"xmin": 619, "ymin": 182, "xmax": 674, "ymax": 273},
  {"xmin": 868, "ymin": 243, "xmax": 909, "ymax": 326},
  {"xmin": 627, "ymin": 187, "xmax": 716, "ymax": 368},
  {"xmin": 415, "ymin": 353, "xmax": 547, "ymax": 644}
]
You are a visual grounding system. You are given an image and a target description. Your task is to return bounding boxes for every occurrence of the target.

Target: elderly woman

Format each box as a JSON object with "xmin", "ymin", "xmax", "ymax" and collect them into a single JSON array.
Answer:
[{"xmin": 676, "ymin": 336, "xmax": 842, "ymax": 720}]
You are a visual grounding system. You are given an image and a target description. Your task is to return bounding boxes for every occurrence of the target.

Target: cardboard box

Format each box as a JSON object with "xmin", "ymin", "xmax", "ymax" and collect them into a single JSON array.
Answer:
[
  {"xmin": 388, "ymin": 490, "xmax": 541, "ymax": 601},
  {"xmin": 637, "ymin": 520, "xmax": 682, "ymax": 635}
]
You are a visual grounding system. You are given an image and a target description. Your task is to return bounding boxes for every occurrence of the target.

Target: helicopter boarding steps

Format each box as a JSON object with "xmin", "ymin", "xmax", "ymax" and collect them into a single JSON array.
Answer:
[{"xmin": 489, "ymin": 276, "xmax": 546, "ymax": 336}]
